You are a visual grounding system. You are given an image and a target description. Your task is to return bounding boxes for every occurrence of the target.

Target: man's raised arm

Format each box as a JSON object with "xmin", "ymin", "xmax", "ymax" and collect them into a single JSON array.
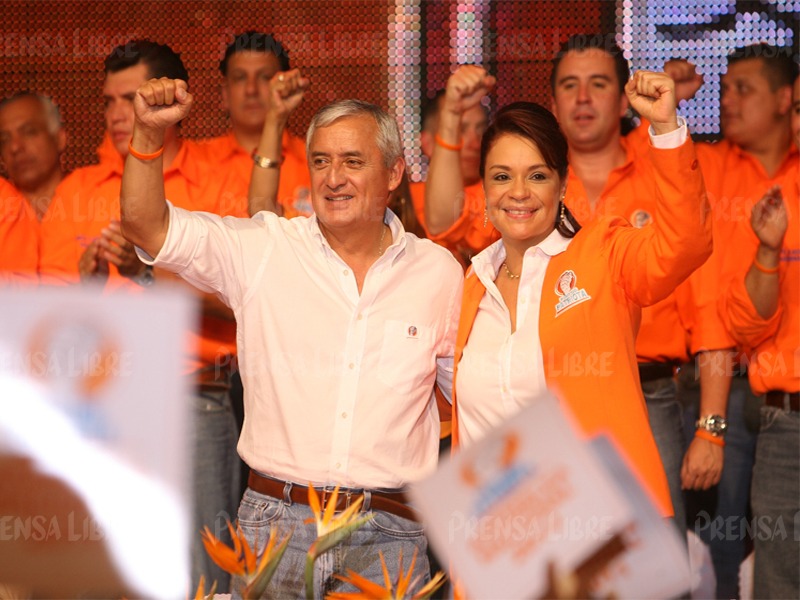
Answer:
[{"xmin": 120, "ymin": 78, "xmax": 192, "ymax": 258}]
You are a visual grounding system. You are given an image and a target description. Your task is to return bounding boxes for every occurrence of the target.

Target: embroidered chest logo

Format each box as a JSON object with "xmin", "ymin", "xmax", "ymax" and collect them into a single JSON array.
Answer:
[{"xmin": 554, "ymin": 270, "xmax": 591, "ymax": 317}]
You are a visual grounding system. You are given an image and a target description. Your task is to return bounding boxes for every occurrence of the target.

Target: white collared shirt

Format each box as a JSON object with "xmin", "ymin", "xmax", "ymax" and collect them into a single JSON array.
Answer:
[
  {"xmin": 456, "ymin": 229, "xmax": 571, "ymax": 448},
  {"xmin": 139, "ymin": 207, "xmax": 463, "ymax": 488}
]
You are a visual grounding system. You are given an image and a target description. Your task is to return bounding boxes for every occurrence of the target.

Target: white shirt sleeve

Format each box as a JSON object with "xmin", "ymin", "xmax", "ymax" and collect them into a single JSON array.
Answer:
[{"xmin": 648, "ymin": 116, "xmax": 688, "ymax": 149}]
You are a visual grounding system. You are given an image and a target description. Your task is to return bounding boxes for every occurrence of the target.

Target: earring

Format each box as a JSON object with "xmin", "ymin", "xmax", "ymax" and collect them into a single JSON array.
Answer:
[
  {"xmin": 559, "ymin": 198, "xmax": 566, "ymax": 224},
  {"xmin": 483, "ymin": 208, "xmax": 488, "ymax": 228}
]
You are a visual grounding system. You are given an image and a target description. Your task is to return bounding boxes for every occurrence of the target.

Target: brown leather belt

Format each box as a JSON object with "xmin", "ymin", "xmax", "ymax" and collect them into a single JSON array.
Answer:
[
  {"xmin": 247, "ymin": 470, "xmax": 419, "ymax": 523},
  {"xmin": 638, "ymin": 361, "xmax": 678, "ymax": 383},
  {"xmin": 765, "ymin": 391, "xmax": 800, "ymax": 412}
]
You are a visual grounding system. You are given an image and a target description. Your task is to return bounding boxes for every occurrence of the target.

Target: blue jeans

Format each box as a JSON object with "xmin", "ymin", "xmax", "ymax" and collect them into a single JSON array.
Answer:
[
  {"xmin": 190, "ymin": 389, "xmax": 241, "ymax": 593},
  {"xmin": 751, "ymin": 406, "xmax": 799, "ymax": 599},
  {"xmin": 643, "ymin": 376, "xmax": 687, "ymax": 539},
  {"xmin": 684, "ymin": 378, "xmax": 758, "ymax": 599},
  {"xmin": 236, "ymin": 487, "xmax": 430, "ymax": 599}
]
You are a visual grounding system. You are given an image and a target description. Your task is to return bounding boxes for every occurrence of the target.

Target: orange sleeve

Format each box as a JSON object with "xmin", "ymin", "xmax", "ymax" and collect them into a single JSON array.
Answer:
[
  {"xmin": 409, "ymin": 181, "xmax": 427, "ymax": 229},
  {"xmin": 720, "ymin": 269, "xmax": 782, "ymax": 351},
  {"xmin": 606, "ymin": 138, "xmax": 712, "ymax": 307},
  {"xmin": 0, "ymin": 179, "xmax": 39, "ymax": 286},
  {"xmin": 427, "ymin": 182, "xmax": 500, "ymax": 254}
]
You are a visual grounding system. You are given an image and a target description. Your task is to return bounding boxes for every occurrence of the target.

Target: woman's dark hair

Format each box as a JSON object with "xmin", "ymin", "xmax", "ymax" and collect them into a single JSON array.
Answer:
[{"xmin": 479, "ymin": 101, "xmax": 581, "ymax": 237}]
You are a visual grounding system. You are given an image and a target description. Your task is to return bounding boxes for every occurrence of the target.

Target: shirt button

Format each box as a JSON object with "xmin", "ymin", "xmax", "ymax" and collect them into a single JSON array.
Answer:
[
  {"xmin": 357, "ymin": 314, "xmax": 363, "ymax": 320},
  {"xmin": 341, "ymin": 412, "xmax": 347, "ymax": 419},
  {"xmin": 343, "ymin": 269, "xmax": 349, "ymax": 276},
  {"xmin": 348, "ymin": 363, "xmax": 355, "ymax": 369},
  {"xmin": 335, "ymin": 462, "xmax": 341, "ymax": 469},
  {"xmin": 502, "ymin": 386, "xmax": 508, "ymax": 393}
]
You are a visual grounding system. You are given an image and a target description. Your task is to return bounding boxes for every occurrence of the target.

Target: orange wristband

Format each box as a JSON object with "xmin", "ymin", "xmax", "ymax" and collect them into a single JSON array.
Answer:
[
  {"xmin": 753, "ymin": 258, "xmax": 779, "ymax": 275},
  {"xmin": 434, "ymin": 134, "xmax": 463, "ymax": 151},
  {"xmin": 128, "ymin": 141, "xmax": 165, "ymax": 161},
  {"xmin": 695, "ymin": 429, "xmax": 725, "ymax": 447}
]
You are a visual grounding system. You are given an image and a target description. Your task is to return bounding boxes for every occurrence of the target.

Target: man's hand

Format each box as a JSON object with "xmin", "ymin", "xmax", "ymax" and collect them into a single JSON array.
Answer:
[
  {"xmin": 751, "ymin": 185, "xmax": 788, "ymax": 252},
  {"xmin": 625, "ymin": 70, "xmax": 678, "ymax": 135},
  {"xmin": 78, "ymin": 240, "xmax": 109, "ymax": 284},
  {"xmin": 443, "ymin": 65, "xmax": 496, "ymax": 117},
  {"xmin": 267, "ymin": 69, "xmax": 310, "ymax": 123},
  {"xmin": 99, "ymin": 220, "xmax": 147, "ymax": 279},
  {"xmin": 664, "ymin": 59, "xmax": 704, "ymax": 103},
  {"xmin": 133, "ymin": 78, "xmax": 193, "ymax": 134},
  {"xmin": 681, "ymin": 437, "xmax": 723, "ymax": 490}
]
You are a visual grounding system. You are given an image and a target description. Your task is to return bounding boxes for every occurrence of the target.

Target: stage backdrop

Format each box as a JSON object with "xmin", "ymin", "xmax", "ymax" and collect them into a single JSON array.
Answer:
[{"xmin": 1, "ymin": 0, "xmax": 796, "ymax": 180}]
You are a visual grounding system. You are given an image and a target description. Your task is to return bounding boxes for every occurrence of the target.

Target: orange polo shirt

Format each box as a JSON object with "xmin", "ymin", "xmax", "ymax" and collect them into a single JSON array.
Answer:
[
  {"xmin": 719, "ymin": 170, "xmax": 799, "ymax": 395},
  {"xmin": 564, "ymin": 137, "xmax": 694, "ymax": 364},
  {"xmin": 38, "ymin": 139, "xmax": 237, "ymax": 375},
  {"xmin": 452, "ymin": 139, "xmax": 712, "ymax": 516},
  {"xmin": 191, "ymin": 130, "xmax": 311, "ymax": 218},
  {"xmin": 690, "ymin": 141, "xmax": 799, "ymax": 353},
  {"xmin": 0, "ymin": 177, "xmax": 38, "ymax": 286}
]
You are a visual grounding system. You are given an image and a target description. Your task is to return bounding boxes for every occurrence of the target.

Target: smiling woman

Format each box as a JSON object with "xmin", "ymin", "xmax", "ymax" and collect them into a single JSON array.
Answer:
[{"xmin": 449, "ymin": 69, "xmax": 713, "ymax": 518}]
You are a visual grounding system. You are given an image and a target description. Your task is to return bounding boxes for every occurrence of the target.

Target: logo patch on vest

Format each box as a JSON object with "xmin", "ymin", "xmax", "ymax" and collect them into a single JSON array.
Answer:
[{"xmin": 554, "ymin": 270, "xmax": 591, "ymax": 317}]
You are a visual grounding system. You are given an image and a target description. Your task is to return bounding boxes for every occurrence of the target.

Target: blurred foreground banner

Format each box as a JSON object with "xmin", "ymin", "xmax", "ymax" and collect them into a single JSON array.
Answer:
[
  {"xmin": 0, "ymin": 285, "xmax": 195, "ymax": 598},
  {"xmin": 411, "ymin": 395, "xmax": 691, "ymax": 599}
]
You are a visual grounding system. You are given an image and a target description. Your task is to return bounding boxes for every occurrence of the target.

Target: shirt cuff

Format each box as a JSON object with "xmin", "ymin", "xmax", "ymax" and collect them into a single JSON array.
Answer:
[{"xmin": 648, "ymin": 116, "xmax": 688, "ymax": 149}]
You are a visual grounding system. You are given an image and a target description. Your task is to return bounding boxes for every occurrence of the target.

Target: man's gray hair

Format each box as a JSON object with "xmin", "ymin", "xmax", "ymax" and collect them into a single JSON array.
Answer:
[
  {"xmin": 0, "ymin": 92, "xmax": 63, "ymax": 135},
  {"xmin": 306, "ymin": 100, "xmax": 403, "ymax": 168}
]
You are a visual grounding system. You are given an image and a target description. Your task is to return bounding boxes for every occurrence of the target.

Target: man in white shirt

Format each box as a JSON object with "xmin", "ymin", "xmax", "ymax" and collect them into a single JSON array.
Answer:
[{"xmin": 120, "ymin": 77, "xmax": 462, "ymax": 597}]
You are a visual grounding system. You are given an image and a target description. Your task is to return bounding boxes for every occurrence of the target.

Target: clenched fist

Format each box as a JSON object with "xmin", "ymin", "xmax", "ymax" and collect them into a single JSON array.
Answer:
[
  {"xmin": 133, "ymin": 78, "xmax": 193, "ymax": 133},
  {"xmin": 625, "ymin": 70, "xmax": 678, "ymax": 135}
]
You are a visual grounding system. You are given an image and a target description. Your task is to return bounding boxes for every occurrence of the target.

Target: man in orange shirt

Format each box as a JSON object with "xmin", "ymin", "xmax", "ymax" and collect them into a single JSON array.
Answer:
[
  {"xmin": 38, "ymin": 40, "xmax": 241, "ymax": 592},
  {"xmin": 718, "ymin": 74, "xmax": 799, "ymax": 597},
  {"xmin": 192, "ymin": 31, "xmax": 310, "ymax": 219},
  {"xmin": 0, "ymin": 92, "xmax": 67, "ymax": 223},
  {"xmin": 666, "ymin": 45, "xmax": 798, "ymax": 597}
]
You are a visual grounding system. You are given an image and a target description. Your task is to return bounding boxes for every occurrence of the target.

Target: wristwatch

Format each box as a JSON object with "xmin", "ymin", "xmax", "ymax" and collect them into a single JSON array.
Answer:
[
  {"xmin": 696, "ymin": 414, "xmax": 727, "ymax": 437},
  {"xmin": 133, "ymin": 265, "xmax": 155, "ymax": 287}
]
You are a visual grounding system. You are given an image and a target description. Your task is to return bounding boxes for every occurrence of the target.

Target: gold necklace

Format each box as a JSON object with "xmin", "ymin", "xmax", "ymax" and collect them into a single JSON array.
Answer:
[{"xmin": 501, "ymin": 261, "xmax": 520, "ymax": 279}]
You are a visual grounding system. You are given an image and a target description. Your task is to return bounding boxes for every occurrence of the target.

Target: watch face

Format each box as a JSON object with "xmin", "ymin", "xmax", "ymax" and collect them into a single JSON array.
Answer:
[
  {"xmin": 699, "ymin": 414, "xmax": 728, "ymax": 435},
  {"xmin": 617, "ymin": 0, "xmax": 799, "ymax": 136}
]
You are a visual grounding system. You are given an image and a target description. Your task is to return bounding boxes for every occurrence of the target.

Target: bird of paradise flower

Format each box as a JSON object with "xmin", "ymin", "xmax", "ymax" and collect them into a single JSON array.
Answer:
[
  {"xmin": 305, "ymin": 484, "xmax": 375, "ymax": 600},
  {"xmin": 327, "ymin": 548, "xmax": 447, "ymax": 600},
  {"xmin": 200, "ymin": 519, "xmax": 291, "ymax": 599}
]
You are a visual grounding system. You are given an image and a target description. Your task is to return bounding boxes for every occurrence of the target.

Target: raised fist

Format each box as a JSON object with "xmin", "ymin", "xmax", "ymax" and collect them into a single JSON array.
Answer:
[
  {"xmin": 663, "ymin": 59, "xmax": 704, "ymax": 103},
  {"xmin": 133, "ymin": 78, "xmax": 193, "ymax": 132},
  {"xmin": 444, "ymin": 65, "xmax": 496, "ymax": 117},
  {"xmin": 267, "ymin": 69, "xmax": 310, "ymax": 122},
  {"xmin": 625, "ymin": 70, "xmax": 678, "ymax": 135}
]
